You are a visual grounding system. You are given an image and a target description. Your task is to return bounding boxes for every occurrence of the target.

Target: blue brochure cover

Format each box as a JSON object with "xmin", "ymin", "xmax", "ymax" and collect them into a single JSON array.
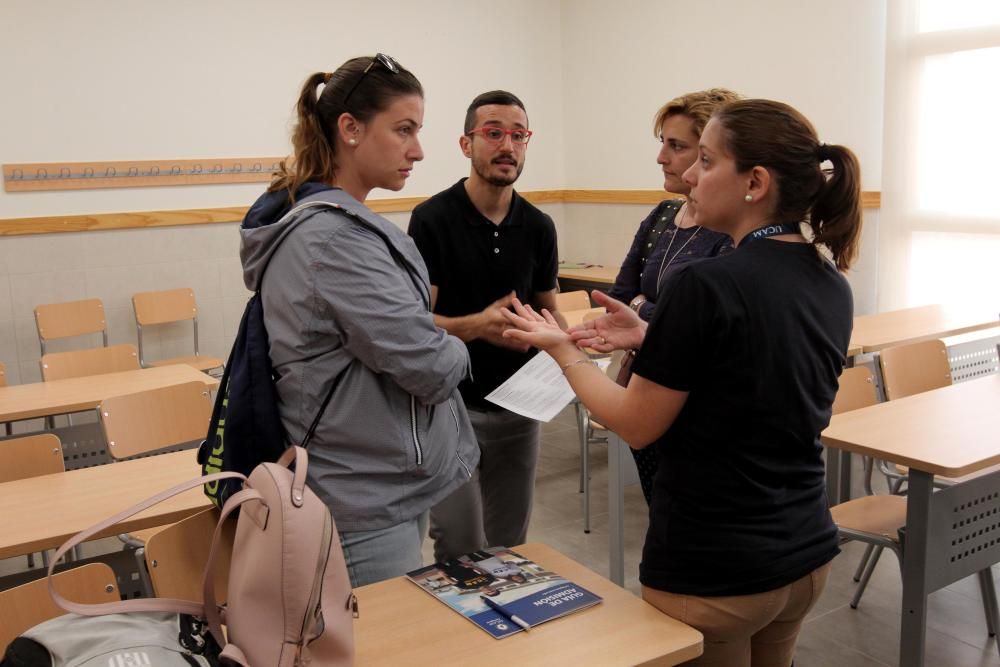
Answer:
[{"xmin": 405, "ymin": 547, "xmax": 603, "ymax": 639}]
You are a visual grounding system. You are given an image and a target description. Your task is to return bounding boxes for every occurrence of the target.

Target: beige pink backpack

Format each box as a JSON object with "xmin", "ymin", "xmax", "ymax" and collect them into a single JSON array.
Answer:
[{"xmin": 44, "ymin": 446, "xmax": 355, "ymax": 666}]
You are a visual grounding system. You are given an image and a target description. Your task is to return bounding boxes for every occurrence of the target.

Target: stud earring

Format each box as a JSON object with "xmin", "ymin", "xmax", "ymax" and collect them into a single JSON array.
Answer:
[
  {"xmin": 744, "ymin": 194, "xmax": 753, "ymax": 203},
  {"xmin": 348, "ymin": 138, "xmax": 357, "ymax": 146}
]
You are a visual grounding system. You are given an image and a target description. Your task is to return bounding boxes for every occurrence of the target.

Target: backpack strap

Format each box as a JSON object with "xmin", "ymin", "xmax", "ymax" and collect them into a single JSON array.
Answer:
[
  {"xmin": 47, "ymin": 470, "xmax": 247, "ymax": 618},
  {"xmin": 200, "ymin": 447, "xmax": 307, "ymax": 649},
  {"xmin": 278, "ymin": 198, "xmax": 429, "ymax": 305},
  {"xmin": 273, "ymin": 198, "xmax": 422, "ymax": 445},
  {"xmin": 201, "ymin": 485, "xmax": 263, "ymax": 647}
]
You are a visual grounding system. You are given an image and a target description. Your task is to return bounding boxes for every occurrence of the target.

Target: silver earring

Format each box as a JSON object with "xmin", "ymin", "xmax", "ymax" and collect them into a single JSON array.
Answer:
[
  {"xmin": 348, "ymin": 138, "xmax": 357, "ymax": 146},
  {"xmin": 744, "ymin": 194, "xmax": 753, "ymax": 203}
]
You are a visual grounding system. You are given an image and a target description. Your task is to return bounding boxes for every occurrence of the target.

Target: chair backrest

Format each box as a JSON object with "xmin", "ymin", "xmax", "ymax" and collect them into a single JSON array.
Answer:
[
  {"xmin": 0, "ymin": 433, "xmax": 64, "ymax": 483},
  {"xmin": 879, "ymin": 338, "xmax": 952, "ymax": 400},
  {"xmin": 145, "ymin": 508, "xmax": 234, "ymax": 603},
  {"xmin": 0, "ymin": 563, "xmax": 118, "ymax": 654},
  {"xmin": 832, "ymin": 366, "xmax": 880, "ymax": 415},
  {"xmin": 554, "ymin": 290, "xmax": 591, "ymax": 312},
  {"xmin": 99, "ymin": 381, "xmax": 213, "ymax": 459},
  {"xmin": 0, "ymin": 361, "xmax": 6, "ymax": 387},
  {"xmin": 40, "ymin": 343, "xmax": 140, "ymax": 381},
  {"xmin": 34, "ymin": 299, "xmax": 108, "ymax": 353},
  {"xmin": 562, "ymin": 307, "xmax": 606, "ymax": 330},
  {"xmin": 132, "ymin": 288, "xmax": 198, "ymax": 326}
]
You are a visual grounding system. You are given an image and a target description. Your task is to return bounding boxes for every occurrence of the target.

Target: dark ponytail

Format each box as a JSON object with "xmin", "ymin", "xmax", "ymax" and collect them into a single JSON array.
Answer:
[
  {"xmin": 270, "ymin": 56, "xmax": 423, "ymax": 202},
  {"xmin": 714, "ymin": 100, "xmax": 863, "ymax": 271},
  {"xmin": 811, "ymin": 144, "xmax": 862, "ymax": 271}
]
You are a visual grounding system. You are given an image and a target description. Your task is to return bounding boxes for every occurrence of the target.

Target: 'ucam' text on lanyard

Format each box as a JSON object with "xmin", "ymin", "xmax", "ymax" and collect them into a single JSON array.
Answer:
[{"xmin": 739, "ymin": 223, "xmax": 801, "ymax": 247}]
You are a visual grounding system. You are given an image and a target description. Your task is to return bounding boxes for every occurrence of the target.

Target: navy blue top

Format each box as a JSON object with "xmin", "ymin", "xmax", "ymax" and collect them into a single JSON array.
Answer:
[{"xmin": 607, "ymin": 200, "xmax": 732, "ymax": 321}]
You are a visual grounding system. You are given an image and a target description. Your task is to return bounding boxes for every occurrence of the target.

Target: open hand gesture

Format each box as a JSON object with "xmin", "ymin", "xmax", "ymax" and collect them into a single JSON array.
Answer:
[
  {"xmin": 566, "ymin": 290, "xmax": 646, "ymax": 353},
  {"xmin": 500, "ymin": 298, "xmax": 574, "ymax": 352}
]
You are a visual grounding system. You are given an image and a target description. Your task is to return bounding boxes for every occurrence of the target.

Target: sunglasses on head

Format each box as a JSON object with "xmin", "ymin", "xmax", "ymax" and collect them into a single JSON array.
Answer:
[{"xmin": 343, "ymin": 53, "xmax": 400, "ymax": 105}]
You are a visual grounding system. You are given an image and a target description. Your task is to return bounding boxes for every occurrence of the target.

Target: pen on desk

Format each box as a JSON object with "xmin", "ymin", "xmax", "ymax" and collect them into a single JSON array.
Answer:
[{"xmin": 480, "ymin": 595, "xmax": 531, "ymax": 632}]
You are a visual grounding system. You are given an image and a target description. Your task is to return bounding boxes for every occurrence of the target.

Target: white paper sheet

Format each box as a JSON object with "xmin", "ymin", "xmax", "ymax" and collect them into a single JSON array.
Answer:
[{"xmin": 485, "ymin": 353, "xmax": 610, "ymax": 422}]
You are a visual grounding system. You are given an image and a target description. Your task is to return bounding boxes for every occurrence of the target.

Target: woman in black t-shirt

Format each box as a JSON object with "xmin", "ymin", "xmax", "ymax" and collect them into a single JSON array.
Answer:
[{"xmin": 502, "ymin": 99, "xmax": 862, "ymax": 667}]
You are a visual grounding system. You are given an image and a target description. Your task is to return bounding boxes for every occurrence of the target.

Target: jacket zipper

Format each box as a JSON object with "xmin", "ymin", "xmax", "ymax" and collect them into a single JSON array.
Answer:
[
  {"xmin": 448, "ymin": 401, "xmax": 473, "ymax": 478},
  {"xmin": 296, "ymin": 509, "xmax": 334, "ymax": 664},
  {"xmin": 447, "ymin": 400, "xmax": 461, "ymax": 433},
  {"xmin": 409, "ymin": 396, "xmax": 424, "ymax": 465}
]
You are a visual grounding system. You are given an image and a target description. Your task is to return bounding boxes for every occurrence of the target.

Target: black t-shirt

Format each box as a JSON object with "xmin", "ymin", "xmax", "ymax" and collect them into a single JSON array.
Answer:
[
  {"xmin": 408, "ymin": 179, "xmax": 559, "ymax": 409},
  {"xmin": 631, "ymin": 239, "xmax": 851, "ymax": 596}
]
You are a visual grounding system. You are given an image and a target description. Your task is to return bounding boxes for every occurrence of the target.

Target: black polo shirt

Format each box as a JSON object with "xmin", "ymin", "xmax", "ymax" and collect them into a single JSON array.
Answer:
[{"xmin": 408, "ymin": 178, "xmax": 559, "ymax": 409}]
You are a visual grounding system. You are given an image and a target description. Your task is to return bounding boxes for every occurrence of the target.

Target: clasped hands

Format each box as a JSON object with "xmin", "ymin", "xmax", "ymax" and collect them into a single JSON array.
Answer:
[{"xmin": 477, "ymin": 292, "xmax": 532, "ymax": 352}]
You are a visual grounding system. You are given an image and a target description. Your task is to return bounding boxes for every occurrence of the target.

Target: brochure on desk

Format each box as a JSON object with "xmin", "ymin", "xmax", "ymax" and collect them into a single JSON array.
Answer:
[{"xmin": 405, "ymin": 547, "xmax": 602, "ymax": 639}]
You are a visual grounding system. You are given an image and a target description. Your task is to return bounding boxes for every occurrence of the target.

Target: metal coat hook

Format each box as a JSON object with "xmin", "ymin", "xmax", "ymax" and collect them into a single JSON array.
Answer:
[{"xmin": 3, "ymin": 156, "xmax": 282, "ymax": 191}]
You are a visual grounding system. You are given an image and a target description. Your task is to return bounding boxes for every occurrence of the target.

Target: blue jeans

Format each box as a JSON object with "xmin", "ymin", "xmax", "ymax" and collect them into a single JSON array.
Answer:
[{"xmin": 339, "ymin": 512, "xmax": 428, "ymax": 587}]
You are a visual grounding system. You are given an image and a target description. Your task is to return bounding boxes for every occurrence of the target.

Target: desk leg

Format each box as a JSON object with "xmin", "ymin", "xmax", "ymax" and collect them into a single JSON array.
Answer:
[
  {"xmin": 826, "ymin": 448, "xmax": 841, "ymax": 506},
  {"xmin": 839, "ymin": 450, "xmax": 852, "ymax": 503},
  {"xmin": 900, "ymin": 469, "xmax": 933, "ymax": 667},
  {"xmin": 575, "ymin": 401, "xmax": 591, "ymax": 533},
  {"xmin": 608, "ymin": 432, "xmax": 626, "ymax": 586},
  {"xmin": 825, "ymin": 447, "xmax": 852, "ymax": 506}
]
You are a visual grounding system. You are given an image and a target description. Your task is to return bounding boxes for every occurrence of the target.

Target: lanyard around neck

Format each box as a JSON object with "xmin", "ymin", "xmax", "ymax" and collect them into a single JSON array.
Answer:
[{"xmin": 739, "ymin": 223, "xmax": 801, "ymax": 247}]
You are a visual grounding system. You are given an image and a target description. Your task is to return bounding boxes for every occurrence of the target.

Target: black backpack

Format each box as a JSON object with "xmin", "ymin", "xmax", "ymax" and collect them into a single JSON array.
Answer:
[
  {"xmin": 197, "ymin": 201, "xmax": 335, "ymax": 508},
  {"xmin": 197, "ymin": 197, "xmax": 415, "ymax": 508}
]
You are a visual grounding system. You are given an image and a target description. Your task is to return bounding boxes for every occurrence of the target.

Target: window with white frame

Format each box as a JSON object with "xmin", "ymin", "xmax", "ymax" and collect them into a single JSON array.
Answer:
[{"xmin": 880, "ymin": 0, "xmax": 1000, "ymax": 311}]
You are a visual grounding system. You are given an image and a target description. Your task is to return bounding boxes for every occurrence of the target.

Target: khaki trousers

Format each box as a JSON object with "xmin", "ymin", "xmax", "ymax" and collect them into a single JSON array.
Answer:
[{"xmin": 642, "ymin": 562, "xmax": 831, "ymax": 667}]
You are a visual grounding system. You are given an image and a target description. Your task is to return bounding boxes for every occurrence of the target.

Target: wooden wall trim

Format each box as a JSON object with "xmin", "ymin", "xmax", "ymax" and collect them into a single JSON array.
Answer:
[
  {"xmin": 552, "ymin": 189, "xmax": 882, "ymax": 209},
  {"xmin": 0, "ymin": 189, "xmax": 882, "ymax": 236},
  {"xmin": 3, "ymin": 157, "xmax": 282, "ymax": 192}
]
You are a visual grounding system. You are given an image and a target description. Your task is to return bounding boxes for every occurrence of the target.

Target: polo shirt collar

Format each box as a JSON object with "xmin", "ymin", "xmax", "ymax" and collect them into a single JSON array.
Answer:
[{"xmin": 451, "ymin": 178, "xmax": 523, "ymax": 228}]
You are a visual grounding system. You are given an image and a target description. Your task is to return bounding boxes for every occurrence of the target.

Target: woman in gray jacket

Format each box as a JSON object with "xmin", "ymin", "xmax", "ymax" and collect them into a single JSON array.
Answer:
[{"xmin": 240, "ymin": 54, "xmax": 479, "ymax": 587}]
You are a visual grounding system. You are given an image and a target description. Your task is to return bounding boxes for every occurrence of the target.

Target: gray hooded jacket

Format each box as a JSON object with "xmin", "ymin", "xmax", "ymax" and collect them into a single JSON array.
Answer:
[{"xmin": 240, "ymin": 188, "xmax": 478, "ymax": 531}]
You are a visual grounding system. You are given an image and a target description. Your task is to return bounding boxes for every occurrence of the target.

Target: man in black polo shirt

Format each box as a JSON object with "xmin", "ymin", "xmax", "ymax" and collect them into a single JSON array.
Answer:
[{"xmin": 408, "ymin": 90, "xmax": 564, "ymax": 561}]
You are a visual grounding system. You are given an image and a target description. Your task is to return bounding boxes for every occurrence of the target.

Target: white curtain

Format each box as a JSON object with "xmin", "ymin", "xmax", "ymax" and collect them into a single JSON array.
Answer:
[{"xmin": 879, "ymin": 0, "xmax": 1000, "ymax": 310}]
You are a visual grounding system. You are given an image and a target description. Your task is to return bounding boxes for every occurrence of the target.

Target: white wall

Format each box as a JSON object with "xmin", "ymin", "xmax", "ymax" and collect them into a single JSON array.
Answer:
[
  {"xmin": 0, "ymin": 0, "xmax": 888, "ymax": 383},
  {"xmin": 560, "ymin": 0, "xmax": 886, "ymax": 190},
  {"xmin": 558, "ymin": 0, "xmax": 886, "ymax": 314},
  {"xmin": 0, "ymin": 0, "xmax": 566, "ymax": 383},
  {"xmin": 0, "ymin": 0, "xmax": 566, "ymax": 219}
]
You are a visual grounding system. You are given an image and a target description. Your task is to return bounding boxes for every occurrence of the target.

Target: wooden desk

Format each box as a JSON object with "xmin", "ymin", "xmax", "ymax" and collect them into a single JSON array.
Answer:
[
  {"xmin": 822, "ymin": 375, "xmax": 1000, "ymax": 666},
  {"xmin": 0, "ymin": 450, "xmax": 207, "ymax": 560},
  {"xmin": 557, "ymin": 266, "xmax": 618, "ymax": 286},
  {"xmin": 849, "ymin": 303, "xmax": 999, "ymax": 354},
  {"xmin": 0, "ymin": 365, "xmax": 219, "ymax": 423},
  {"xmin": 354, "ymin": 542, "xmax": 702, "ymax": 666},
  {"xmin": 832, "ymin": 304, "xmax": 997, "ymax": 502},
  {"xmin": 558, "ymin": 266, "xmax": 619, "ymax": 300}
]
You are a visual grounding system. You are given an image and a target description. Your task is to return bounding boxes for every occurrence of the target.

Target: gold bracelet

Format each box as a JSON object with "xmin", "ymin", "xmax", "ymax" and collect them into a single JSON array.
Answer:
[{"xmin": 560, "ymin": 358, "xmax": 595, "ymax": 373}]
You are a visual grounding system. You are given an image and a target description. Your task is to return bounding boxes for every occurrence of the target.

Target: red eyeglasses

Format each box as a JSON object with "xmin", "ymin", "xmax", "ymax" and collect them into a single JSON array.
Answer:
[{"xmin": 466, "ymin": 127, "xmax": 533, "ymax": 145}]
